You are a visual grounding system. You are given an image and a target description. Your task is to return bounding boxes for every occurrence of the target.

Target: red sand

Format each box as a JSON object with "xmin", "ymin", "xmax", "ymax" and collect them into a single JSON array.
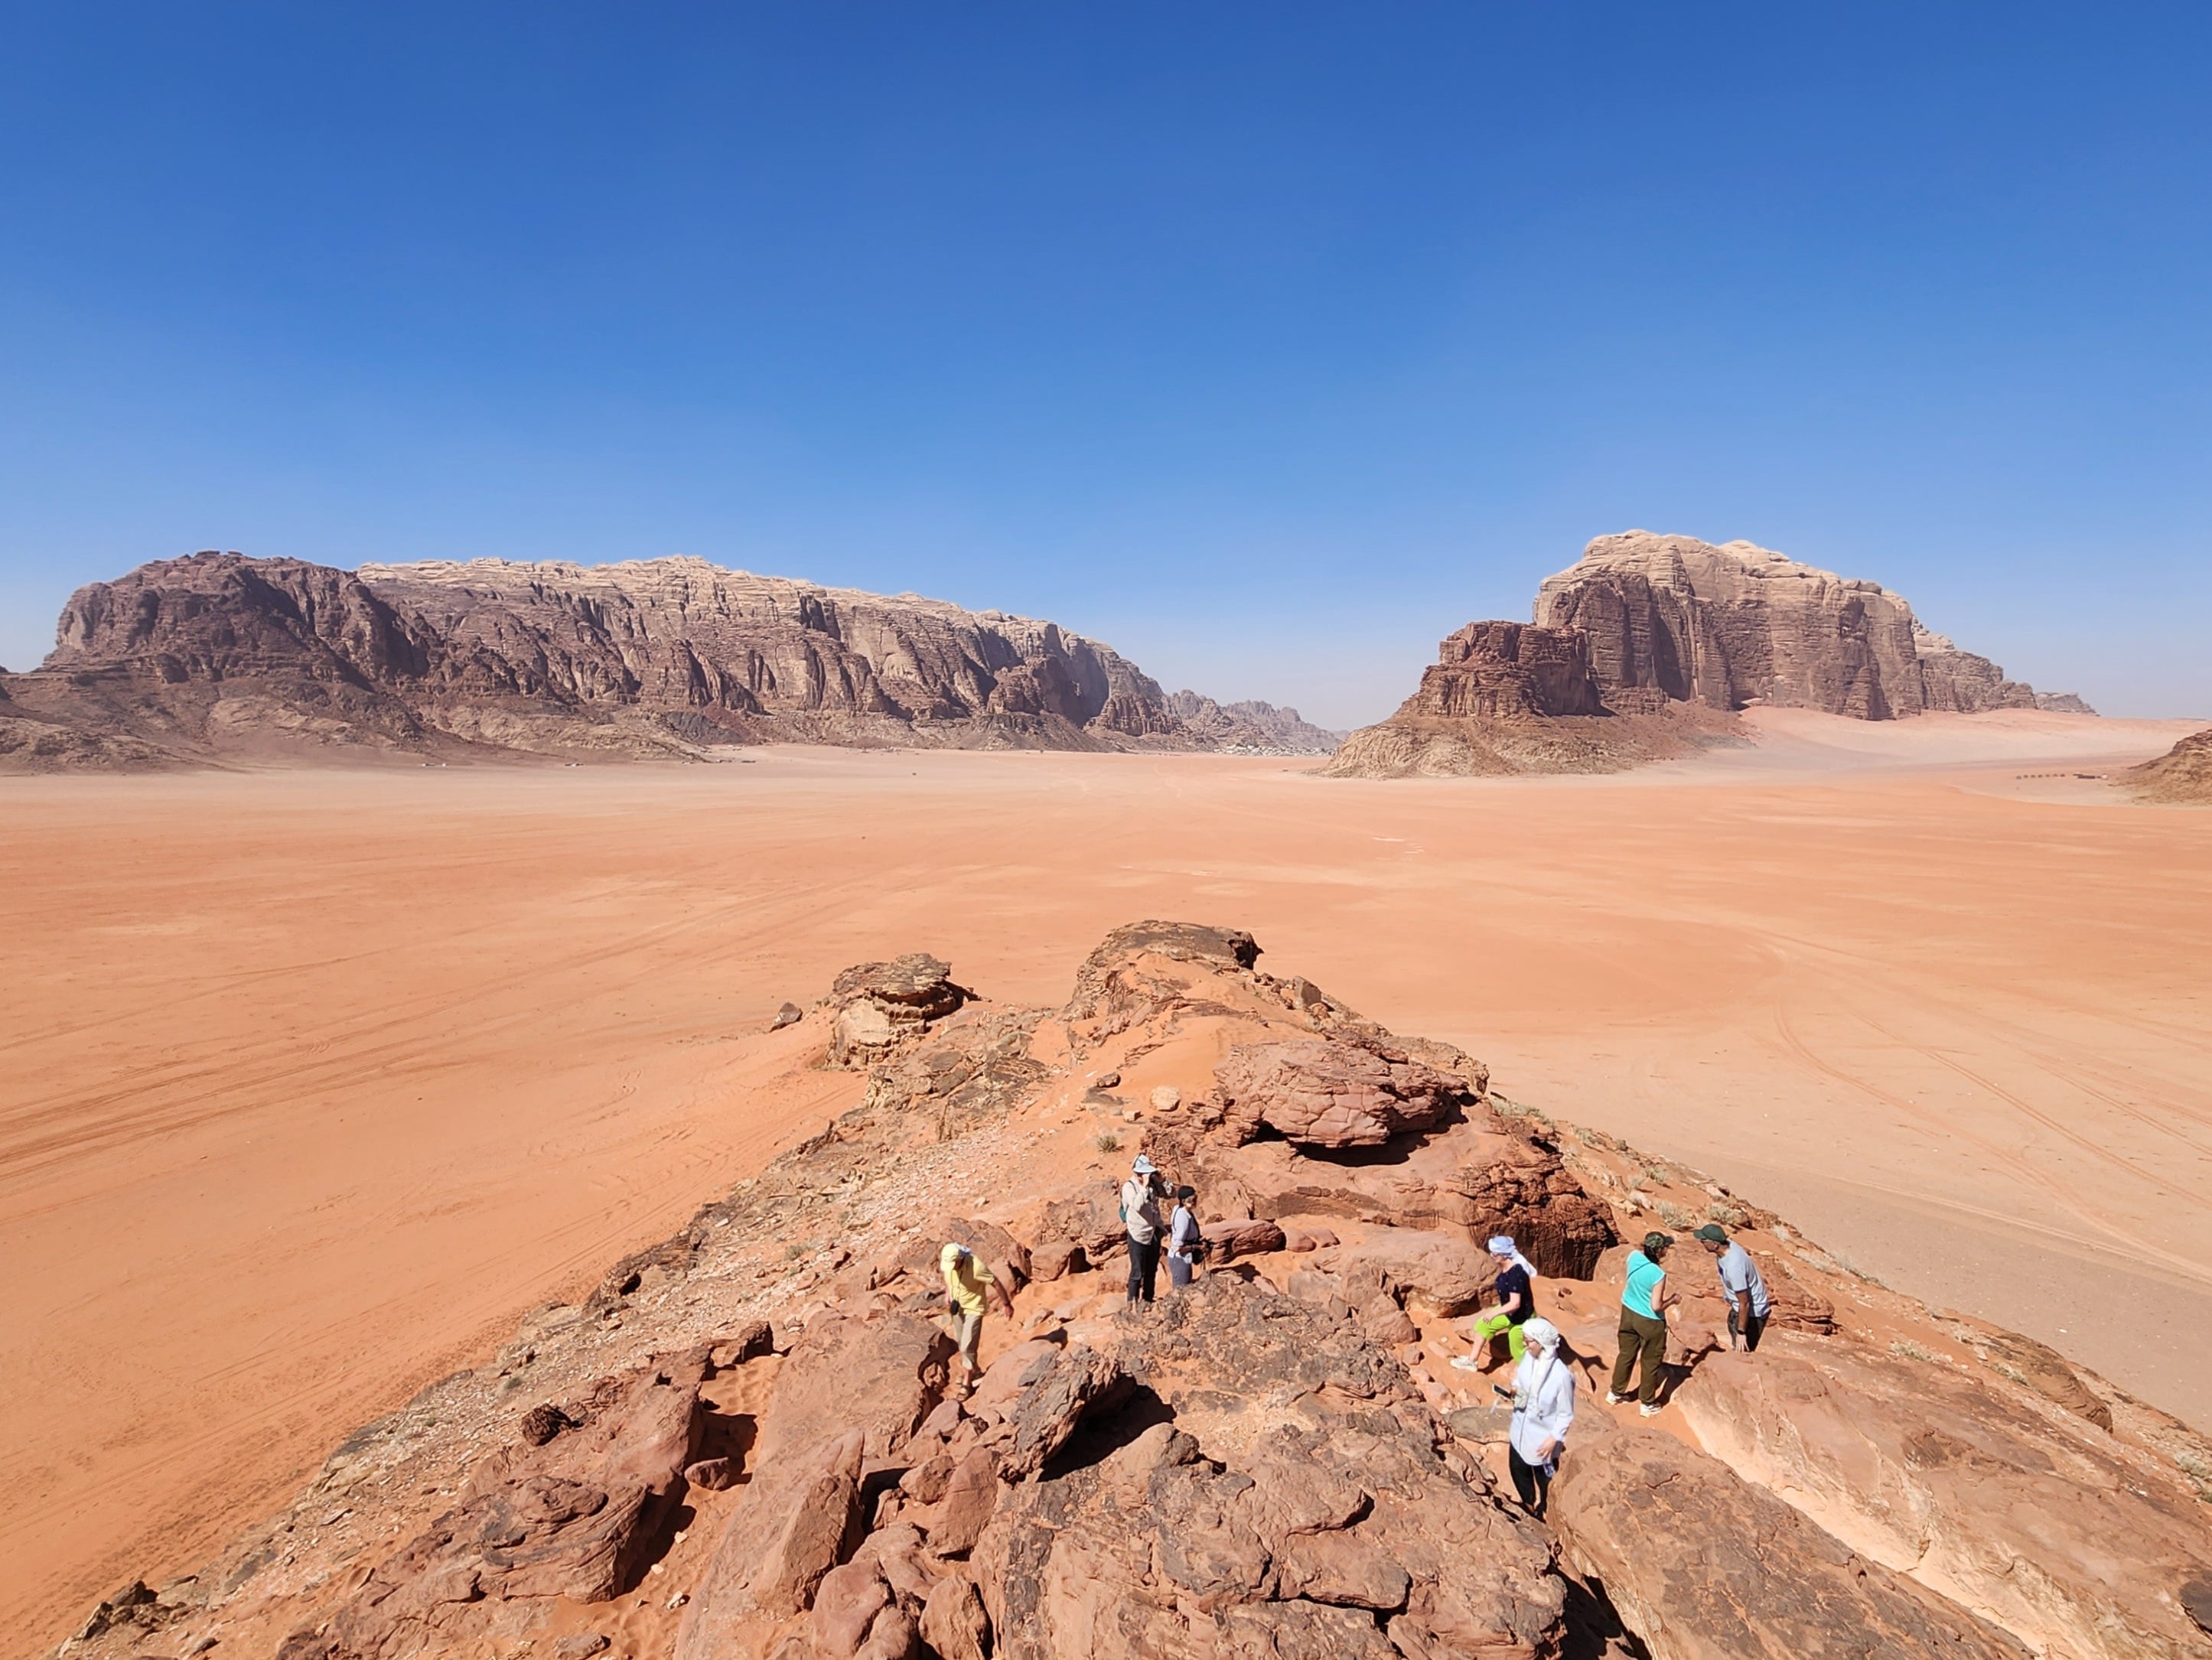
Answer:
[{"xmin": 4, "ymin": 708, "xmax": 2207, "ymax": 1649}]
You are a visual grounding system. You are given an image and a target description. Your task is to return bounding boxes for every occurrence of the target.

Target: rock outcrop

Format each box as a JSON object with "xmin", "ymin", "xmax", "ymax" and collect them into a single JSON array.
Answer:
[
  {"xmin": 0, "ymin": 552, "xmax": 1324, "ymax": 769},
  {"xmin": 1327, "ymin": 531, "xmax": 2096, "ymax": 777},
  {"xmin": 1161, "ymin": 691, "xmax": 1344, "ymax": 754},
  {"xmin": 2124, "ymin": 727, "xmax": 2212, "ymax": 804},
  {"xmin": 1550, "ymin": 1411, "xmax": 2031, "ymax": 1660},
  {"xmin": 1534, "ymin": 534, "xmax": 2073, "ymax": 720},
  {"xmin": 57, "ymin": 923, "xmax": 2212, "ymax": 1660}
]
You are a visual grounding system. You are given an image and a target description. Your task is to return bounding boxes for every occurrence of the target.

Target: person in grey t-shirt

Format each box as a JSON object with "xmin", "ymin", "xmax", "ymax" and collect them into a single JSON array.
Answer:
[{"xmin": 1694, "ymin": 1224, "xmax": 1771, "ymax": 1352}]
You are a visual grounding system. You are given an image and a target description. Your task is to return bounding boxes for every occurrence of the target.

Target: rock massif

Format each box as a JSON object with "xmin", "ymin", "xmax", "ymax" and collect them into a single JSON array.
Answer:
[
  {"xmin": 57, "ymin": 924, "xmax": 2212, "ymax": 1660},
  {"xmin": 0, "ymin": 552, "xmax": 1337, "ymax": 769},
  {"xmin": 1327, "ymin": 531, "xmax": 2096, "ymax": 777}
]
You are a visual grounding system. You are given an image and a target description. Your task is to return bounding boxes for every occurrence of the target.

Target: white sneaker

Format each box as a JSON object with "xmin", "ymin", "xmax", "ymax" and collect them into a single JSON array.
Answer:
[
  {"xmin": 1606, "ymin": 1392, "xmax": 1634, "ymax": 1406},
  {"xmin": 1449, "ymin": 1355, "xmax": 1481, "ymax": 1372},
  {"xmin": 1640, "ymin": 1404, "xmax": 1663, "ymax": 1418}
]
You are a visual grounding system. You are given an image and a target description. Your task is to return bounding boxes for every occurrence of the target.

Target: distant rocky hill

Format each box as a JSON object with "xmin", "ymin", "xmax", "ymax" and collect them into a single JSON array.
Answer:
[
  {"xmin": 59, "ymin": 923, "xmax": 2212, "ymax": 1660},
  {"xmin": 2123, "ymin": 727, "xmax": 2212, "ymax": 803},
  {"xmin": 1328, "ymin": 532, "xmax": 2095, "ymax": 777},
  {"xmin": 0, "ymin": 552, "xmax": 1337, "ymax": 769}
]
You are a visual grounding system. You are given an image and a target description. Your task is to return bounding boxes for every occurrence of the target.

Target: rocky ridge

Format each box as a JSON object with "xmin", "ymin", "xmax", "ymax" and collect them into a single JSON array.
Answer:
[
  {"xmin": 0, "ymin": 552, "xmax": 1337, "ymax": 770},
  {"xmin": 58, "ymin": 925, "xmax": 2212, "ymax": 1660},
  {"xmin": 1327, "ymin": 532, "xmax": 2096, "ymax": 778},
  {"xmin": 2123, "ymin": 727, "xmax": 2212, "ymax": 804}
]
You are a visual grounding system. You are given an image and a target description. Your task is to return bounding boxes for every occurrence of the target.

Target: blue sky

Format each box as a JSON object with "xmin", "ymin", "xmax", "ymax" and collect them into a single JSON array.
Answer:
[{"xmin": 2, "ymin": 5, "xmax": 2208, "ymax": 724}]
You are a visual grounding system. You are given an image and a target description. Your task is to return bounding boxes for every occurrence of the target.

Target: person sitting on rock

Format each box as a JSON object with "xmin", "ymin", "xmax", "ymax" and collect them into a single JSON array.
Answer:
[
  {"xmin": 1166, "ymin": 1184, "xmax": 1205, "ymax": 1290},
  {"xmin": 940, "ymin": 1242, "xmax": 1012, "ymax": 1388},
  {"xmin": 1121, "ymin": 1155, "xmax": 1168, "ymax": 1307},
  {"xmin": 1453, "ymin": 1235, "xmax": 1538, "ymax": 1373},
  {"xmin": 1507, "ymin": 1316, "xmax": 1574, "ymax": 1518},
  {"xmin": 1608, "ymin": 1231, "xmax": 1675, "ymax": 1415},
  {"xmin": 1693, "ymin": 1223, "xmax": 1771, "ymax": 1352}
]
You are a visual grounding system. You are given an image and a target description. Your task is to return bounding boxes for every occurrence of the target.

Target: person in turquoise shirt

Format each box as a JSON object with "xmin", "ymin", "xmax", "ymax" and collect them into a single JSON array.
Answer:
[{"xmin": 1608, "ymin": 1232, "xmax": 1676, "ymax": 1415}]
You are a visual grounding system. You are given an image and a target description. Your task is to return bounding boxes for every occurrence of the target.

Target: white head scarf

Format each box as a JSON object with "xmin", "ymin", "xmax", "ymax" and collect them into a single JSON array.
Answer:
[
  {"xmin": 1519, "ymin": 1317, "xmax": 1561, "ymax": 1354},
  {"xmin": 1487, "ymin": 1235, "xmax": 1539, "ymax": 1281}
]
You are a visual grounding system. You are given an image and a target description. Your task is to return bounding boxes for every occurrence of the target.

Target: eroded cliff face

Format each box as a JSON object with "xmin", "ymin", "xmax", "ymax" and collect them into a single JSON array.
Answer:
[
  {"xmin": 61, "ymin": 923, "xmax": 2212, "ymax": 1660},
  {"xmin": 1324, "ymin": 530, "xmax": 2096, "ymax": 777},
  {"xmin": 1533, "ymin": 532, "xmax": 2064, "ymax": 720},
  {"xmin": 0, "ymin": 552, "xmax": 1334, "ymax": 768}
]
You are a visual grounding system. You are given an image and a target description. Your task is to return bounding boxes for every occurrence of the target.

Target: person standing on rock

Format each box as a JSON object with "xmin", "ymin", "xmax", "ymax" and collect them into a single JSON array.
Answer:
[
  {"xmin": 940, "ymin": 1242, "xmax": 1012, "ymax": 1388},
  {"xmin": 1166, "ymin": 1183, "xmax": 1205, "ymax": 1290},
  {"xmin": 1121, "ymin": 1155, "xmax": 1168, "ymax": 1308},
  {"xmin": 1506, "ymin": 1317, "xmax": 1574, "ymax": 1517},
  {"xmin": 1608, "ymin": 1232, "xmax": 1675, "ymax": 1415},
  {"xmin": 1693, "ymin": 1223, "xmax": 1771, "ymax": 1352},
  {"xmin": 1454, "ymin": 1235, "xmax": 1538, "ymax": 1373}
]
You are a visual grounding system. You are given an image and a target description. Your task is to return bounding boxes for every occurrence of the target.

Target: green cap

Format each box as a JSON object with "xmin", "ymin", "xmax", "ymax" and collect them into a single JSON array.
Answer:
[
  {"xmin": 1642, "ymin": 1231, "xmax": 1673, "ymax": 1254},
  {"xmin": 1692, "ymin": 1224, "xmax": 1729, "ymax": 1245}
]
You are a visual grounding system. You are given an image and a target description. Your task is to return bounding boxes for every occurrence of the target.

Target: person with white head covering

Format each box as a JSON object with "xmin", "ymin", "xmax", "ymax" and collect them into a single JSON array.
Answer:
[
  {"xmin": 1120, "ymin": 1154, "xmax": 1168, "ymax": 1308},
  {"xmin": 1507, "ymin": 1316, "xmax": 1574, "ymax": 1516},
  {"xmin": 1452, "ymin": 1234, "xmax": 1540, "ymax": 1373}
]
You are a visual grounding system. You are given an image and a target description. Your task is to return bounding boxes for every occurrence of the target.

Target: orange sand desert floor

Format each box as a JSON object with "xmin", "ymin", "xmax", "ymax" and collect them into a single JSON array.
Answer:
[{"xmin": 4, "ymin": 708, "xmax": 2210, "ymax": 1650}]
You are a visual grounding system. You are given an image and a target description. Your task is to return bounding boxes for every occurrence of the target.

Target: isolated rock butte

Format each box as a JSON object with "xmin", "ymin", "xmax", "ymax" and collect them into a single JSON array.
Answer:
[
  {"xmin": 67, "ymin": 921, "xmax": 2212, "ymax": 1660},
  {"xmin": 0, "ymin": 551, "xmax": 1339, "ymax": 769},
  {"xmin": 2124, "ymin": 726, "xmax": 2212, "ymax": 803},
  {"xmin": 1325, "ymin": 530, "xmax": 2096, "ymax": 778}
]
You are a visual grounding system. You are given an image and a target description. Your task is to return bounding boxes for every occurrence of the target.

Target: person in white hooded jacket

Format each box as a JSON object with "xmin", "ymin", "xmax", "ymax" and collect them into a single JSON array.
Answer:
[{"xmin": 1506, "ymin": 1317, "xmax": 1574, "ymax": 1518}]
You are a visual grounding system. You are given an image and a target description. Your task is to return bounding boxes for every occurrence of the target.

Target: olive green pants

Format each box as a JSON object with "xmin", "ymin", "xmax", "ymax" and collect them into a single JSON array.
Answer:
[{"xmin": 1611, "ymin": 1307, "xmax": 1666, "ymax": 1405}]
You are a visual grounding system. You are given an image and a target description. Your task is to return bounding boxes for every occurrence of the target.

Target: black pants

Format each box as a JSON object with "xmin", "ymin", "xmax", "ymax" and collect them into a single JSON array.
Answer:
[
  {"xmin": 1127, "ymin": 1235, "xmax": 1161, "ymax": 1303},
  {"xmin": 1508, "ymin": 1447, "xmax": 1552, "ymax": 1515},
  {"xmin": 1729, "ymin": 1305, "xmax": 1768, "ymax": 1352}
]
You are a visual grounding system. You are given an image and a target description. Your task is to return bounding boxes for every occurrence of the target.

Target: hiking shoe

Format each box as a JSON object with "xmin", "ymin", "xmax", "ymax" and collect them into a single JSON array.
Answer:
[
  {"xmin": 1639, "ymin": 1403, "xmax": 1663, "ymax": 1418},
  {"xmin": 1606, "ymin": 1392, "xmax": 1634, "ymax": 1406},
  {"xmin": 1448, "ymin": 1355, "xmax": 1481, "ymax": 1372}
]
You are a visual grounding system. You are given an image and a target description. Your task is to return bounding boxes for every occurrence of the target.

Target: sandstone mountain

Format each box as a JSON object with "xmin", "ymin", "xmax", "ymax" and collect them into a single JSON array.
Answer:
[
  {"xmin": 0, "ymin": 552, "xmax": 1337, "ymax": 770},
  {"xmin": 66, "ymin": 923, "xmax": 2212, "ymax": 1660},
  {"xmin": 2123, "ymin": 726, "xmax": 2212, "ymax": 803},
  {"xmin": 1328, "ymin": 531, "xmax": 2095, "ymax": 777}
]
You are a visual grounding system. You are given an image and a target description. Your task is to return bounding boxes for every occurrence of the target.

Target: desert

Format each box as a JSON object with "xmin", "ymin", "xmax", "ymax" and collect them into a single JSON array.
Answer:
[{"xmin": 8, "ymin": 707, "xmax": 2212, "ymax": 1655}]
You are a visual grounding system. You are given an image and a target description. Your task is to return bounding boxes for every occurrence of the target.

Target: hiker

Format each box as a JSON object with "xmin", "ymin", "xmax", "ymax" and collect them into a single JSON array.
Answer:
[
  {"xmin": 1121, "ymin": 1154, "xmax": 1168, "ymax": 1307},
  {"xmin": 1694, "ymin": 1222, "xmax": 1771, "ymax": 1351},
  {"xmin": 1166, "ymin": 1184, "xmax": 1206, "ymax": 1289},
  {"xmin": 1608, "ymin": 1231, "xmax": 1675, "ymax": 1415},
  {"xmin": 1453, "ymin": 1235, "xmax": 1537, "ymax": 1373},
  {"xmin": 1506, "ymin": 1317, "xmax": 1574, "ymax": 1518},
  {"xmin": 940, "ymin": 1241, "xmax": 1012, "ymax": 1387}
]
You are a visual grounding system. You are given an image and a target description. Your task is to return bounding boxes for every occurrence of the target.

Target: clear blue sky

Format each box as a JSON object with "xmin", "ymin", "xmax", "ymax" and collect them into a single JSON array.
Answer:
[{"xmin": 3, "ymin": 5, "xmax": 2208, "ymax": 724}]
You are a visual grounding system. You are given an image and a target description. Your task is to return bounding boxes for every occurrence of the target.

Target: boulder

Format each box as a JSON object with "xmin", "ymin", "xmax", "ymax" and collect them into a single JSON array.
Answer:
[
  {"xmin": 1213, "ymin": 1038, "xmax": 1459, "ymax": 1149},
  {"xmin": 1334, "ymin": 1232, "xmax": 1497, "ymax": 1318},
  {"xmin": 1200, "ymin": 1218, "xmax": 1287, "ymax": 1260},
  {"xmin": 1550, "ymin": 1412, "xmax": 2031, "ymax": 1659},
  {"xmin": 826, "ymin": 955, "xmax": 967, "ymax": 1066},
  {"xmin": 902, "ymin": 1216, "xmax": 1031, "ymax": 1287},
  {"xmin": 1675, "ymin": 1334, "xmax": 2212, "ymax": 1658},
  {"xmin": 1028, "ymin": 1238, "xmax": 1086, "ymax": 1281},
  {"xmin": 930, "ymin": 1449, "xmax": 1001, "ymax": 1557},
  {"xmin": 919, "ymin": 1574, "xmax": 992, "ymax": 1660}
]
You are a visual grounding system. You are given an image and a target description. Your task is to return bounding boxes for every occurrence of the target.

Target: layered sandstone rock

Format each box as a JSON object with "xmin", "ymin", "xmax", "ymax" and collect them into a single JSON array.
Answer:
[
  {"xmin": 57, "ymin": 923, "xmax": 2212, "ymax": 1660},
  {"xmin": 2124, "ymin": 727, "xmax": 2212, "ymax": 804},
  {"xmin": 1674, "ymin": 1335, "xmax": 2212, "ymax": 1658},
  {"xmin": 1550, "ymin": 1411, "xmax": 2031, "ymax": 1660},
  {"xmin": 0, "ymin": 552, "xmax": 1308, "ymax": 768},
  {"xmin": 1161, "ymin": 691, "xmax": 1344, "ymax": 754},
  {"xmin": 1327, "ymin": 530, "xmax": 2092, "ymax": 778},
  {"xmin": 1534, "ymin": 532, "xmax": 2066, "ymax": 719}
]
